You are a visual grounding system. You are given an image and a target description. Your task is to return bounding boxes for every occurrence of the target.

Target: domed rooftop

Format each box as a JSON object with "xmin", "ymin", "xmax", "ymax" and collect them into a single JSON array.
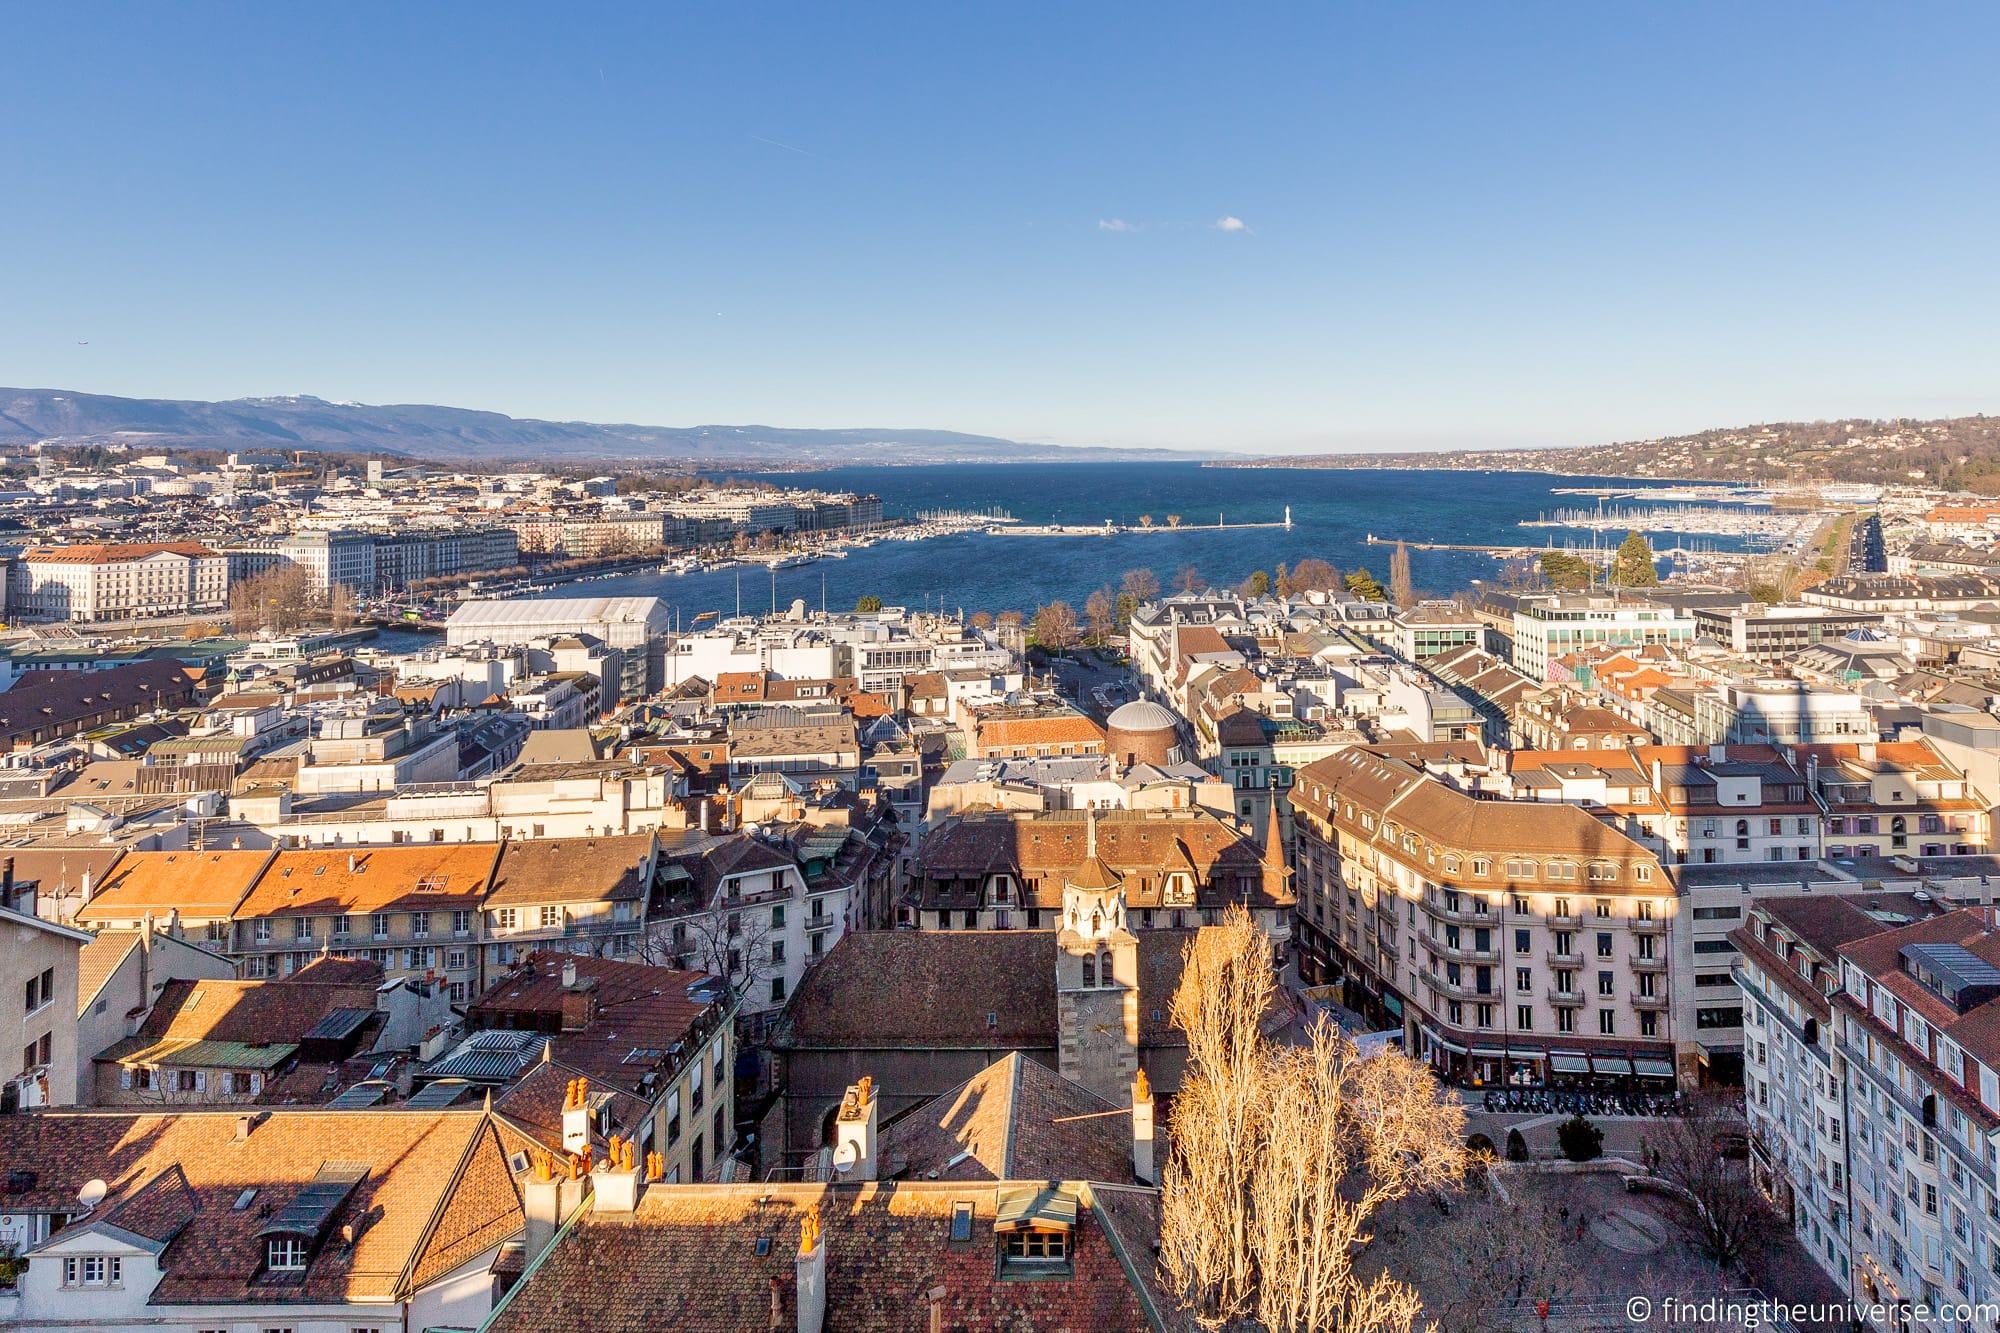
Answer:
[{"xmin": 1107, "ymin": 699, "xmax": 1180, "ymax": 733}]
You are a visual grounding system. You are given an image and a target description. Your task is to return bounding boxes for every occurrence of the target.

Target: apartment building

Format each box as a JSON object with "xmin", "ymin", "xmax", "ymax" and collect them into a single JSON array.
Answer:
[
  {"xmin": 1692, "ymin": 602, "xmax": 1886, "ymax": 660},
  {"xmin": 2, "ymin": 904, "xmax": 89, "ymax": 1111},
  {"xmin": 1510, "ymin": 594, "xmax": 1696, "ymax": 682},
  {"xmin": 481, "ymin": 833, "xmax": 656, "ymax": 970},
  {"xmin": 1291, "ymin": 746, "xmax": 1681, "ymax": 1088},
  {"xmin": 8, "ymin": 542, "xmax": 228, "ymax": 623},
  {"xmin": 227, "ymin": 843, "xmax": 502, "ymax": 1000},
  {"xmin": 1834, "ymin": 911, "xmax": 2000, "ymax": 1326},
  {"xmin": 1733, "ymin": 894, "xmax": 1926, "ymax": 1288},
  {"xmin": 1804, "ymin": 741, "xmax": 1991, "ymax": 860},
  {"xmin": 909, "ymin": 806, "xmax": 1291, "ymax": 946}
]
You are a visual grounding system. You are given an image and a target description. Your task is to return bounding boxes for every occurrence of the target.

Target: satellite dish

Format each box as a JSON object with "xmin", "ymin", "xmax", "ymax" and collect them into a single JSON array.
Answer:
[
  {"xmin": 77, "ymin": 1179, "xmax": 107, "ymax": 1209},
  {"xmin": 831, "ymin": 1141, "xmax": 859, "ymax": 1174}
]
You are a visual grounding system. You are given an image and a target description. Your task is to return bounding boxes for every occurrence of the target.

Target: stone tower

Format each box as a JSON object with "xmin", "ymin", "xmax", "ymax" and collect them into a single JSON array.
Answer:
[{"xmin": 1056, "ymin": 810, "xmax": 1141, "ymax": 1104}]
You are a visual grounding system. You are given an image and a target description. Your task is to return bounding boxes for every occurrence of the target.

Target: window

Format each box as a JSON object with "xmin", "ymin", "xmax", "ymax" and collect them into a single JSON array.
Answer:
[
  {"xmin": 1599, "ymin": 1010, "xmax": 1616, "ymax": 1035},
  {"xmin": 62, "ymin": 1255, "xmax": 121, "ymax": 1287},
  {"xmin": 1595, "ymin": 932, "xmax": 1613, "ymax": 959},
  {"xmin": 267, "ymin": 1237, "xmax": 308, "ymax": 1271},
  {"xmin": 371, "ymin": 912, "xmax": 391, "ymax": 939},
  {"xmin": 769, "ymin": 975, "xmax": 786, "ymax": 1003},
  {"xmin": 453, "ymin": 910, "xmax": 472, "ymax": 936},
  {"xmin": 1004, "ymin": 1227, "xmax": 1069, "ymax": 1264},
  {"xmin": 23, "ymin": 966, "xmax": 54, "ymax": 1014},
  {"xmin": 1516, "ymin": 1004, "xmax": 1533, "ymax": 1031},
  {"xmin": 540, "ymin": 906, "xmax": 561, "ymax": 929},
  {"xmin": 495, "ymin": 907, "xmax": 518, "ymax": 930}
]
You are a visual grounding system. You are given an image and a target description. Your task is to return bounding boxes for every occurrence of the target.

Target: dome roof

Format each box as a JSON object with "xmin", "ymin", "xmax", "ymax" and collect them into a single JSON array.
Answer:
[{"xmin": 1106, "ymin": 700, "xmax": 1180, "ymax": 733}]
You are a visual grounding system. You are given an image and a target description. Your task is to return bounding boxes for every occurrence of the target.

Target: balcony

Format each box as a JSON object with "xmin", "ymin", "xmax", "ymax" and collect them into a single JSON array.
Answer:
[
  {"xmin": 1629, "ymin": 953, "xmax": 1668, "ymax": 972},
  {"xmin": 1629, "ymin": 991, "xmax": 1670, "ymax": 1011},
  {"xmin": 1546, "ymin": 912, "xmax": 1583, "ymax": 929},
  {"xmin": 1630, "ymin": 916, "xmax": 1667, "ymax": 936},
  {"xmin": 1423, "ymin": 898, "xmax": 1497, "ymax": 926},
  {"xmin": 1429, "ymin": 975, "xmax": 1499, "ymax": 1002},
  {"xmin": 1546, "ymin": 989, "xmax": 1587, "ymax": 1008},
  {"xmin": 1546, "ymin": 949, "xmax": 1582, "ymax": 968},
  {"xmin": 1431, "ymin": 941, "xmax": 1500, "ymax": 965}
]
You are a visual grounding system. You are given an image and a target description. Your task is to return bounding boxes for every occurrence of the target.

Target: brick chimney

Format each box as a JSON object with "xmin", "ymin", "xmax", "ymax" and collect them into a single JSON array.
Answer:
[
  {"xmin": 833, "ymin": 1076, "xmax": 878, "ymax": 1181},
  {"xmin": 795, "ymin": 1206, "xmax": 827, "ymax": 1333},
  {"xmin": 1131, "ymin": 1069, "xmax": 1156, "ymax": 1185}
]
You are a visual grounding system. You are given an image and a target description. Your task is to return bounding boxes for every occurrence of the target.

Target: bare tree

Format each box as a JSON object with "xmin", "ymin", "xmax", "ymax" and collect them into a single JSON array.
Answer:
[
  {"xmin": 1121, "ymin": 567, "xmax": 1160, "ymax": 604},
  {"xmin": 1138, "ymin": 514, "xmax": 1155, "ymax": 529},
  {"xmin": 1175, "ymin": 564, "xmax": 1204, "ymax": 594},
  {"xmin": 1287, "ymin": 557, "xmax": 1341, "ymax": 593},
  {"xmin": 970, "ymin": 610, "xmax": 994, "ymax": 630},
  {"xmin": 1641, "ymin": 1091, "xmax": 1774, "ymax": 1270},
  {"xmin": 327, "ymin": 582, "xmax": 359, "ymax": 629},
  {"xmin": 1083, "ymin": 586, "xmax": 1116, "ymax": 646},
  {"xmin": 1167, "ymin": 514, "xmax": 1183, "ymax": 528},
  {"xmin": 1160, "ymin": 907, "xmax": 1468, "ymax": 1332},
  {"xmin": 1031, "ymin": 600, "xmax": 1080, "ymax": 653},
  {"xmin": 1370, "ymin": 1172, "xmax": 1587, "ymax": 1333},
  {"xmin": 1389, "ymin": 541, "xmax": 1415, "ymax": 608},
  {"xmin": 645, "ymin": 905, "xmax": 779, "ymax": 1002}
]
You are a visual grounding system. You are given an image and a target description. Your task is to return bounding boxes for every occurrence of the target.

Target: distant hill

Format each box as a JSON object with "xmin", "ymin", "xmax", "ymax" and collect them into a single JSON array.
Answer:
[
  {"xmin": 1221, "ymin": 416, "xmax": 2000, "ymax": 491},
  {"xmin": 0, "ymin": 387, "xmax": 1193, "ymax": 466}
]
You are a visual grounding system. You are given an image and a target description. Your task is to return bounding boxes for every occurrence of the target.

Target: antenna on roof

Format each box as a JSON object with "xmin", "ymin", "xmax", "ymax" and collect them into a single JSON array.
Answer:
[{"xmin": 77, "ymin": 1179, "xmax": 107, "ymax": 1209}]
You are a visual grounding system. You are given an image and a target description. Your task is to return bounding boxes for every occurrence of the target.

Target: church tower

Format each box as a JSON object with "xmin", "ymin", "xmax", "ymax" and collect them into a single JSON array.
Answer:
[{"xmin": 1056, "ymin": 810, "xmax": 1141, "ymax": 1103}]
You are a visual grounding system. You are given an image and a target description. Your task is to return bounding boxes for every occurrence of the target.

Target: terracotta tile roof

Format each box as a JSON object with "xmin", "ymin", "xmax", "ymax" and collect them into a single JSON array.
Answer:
[
  {"xmin": 883, "ymin": 1052, "xmax": 1135, "ymax": 1184},
  {"xmin": 75, "ymin": 848, "xmax": 276, "ymax": 923},
  {"xmin": 1839, "ymin": 909, "xmax": 2000, "ymax": 1053},
  {"xmin": 236, "ymin": 843, "xmax": 503, "ymax": 917},
  {"xmin": 1, "ymin": 846, "xmax": 126, "ymax": 904},
  {"xmin": 75, "ymin": 928, "xmax": 143, "ymax": 1015},
  {"xmin": 484, "ymin": 833, "xmax": 654, "ymax": 908},
  {"xmin": 469, "ymin": 952, "xmax": 721, "ymax": 1099},
  {"xmin": 776, "ymin": 929, "xmax": 1193, "ymax": 1052},
  {"xmin": 483, "ymin": 1180, "xmax": 1156, "ymax": 1333},
  {"xmin": 132, "ymin": 970, "xmax": 384, "ymax": 1045},
  {"xmin": 918, "ymin": 809, "xmax": 1280, "ymax": 910},
  {"xmin": 0, "ymin": 1109, "xmax": 520, "ymax": 1306},
  {"xmin": 18, "ymin": 541, "xmax": 219, "ymax": 563},
  {"xmin": 493, "ymin": 1057, "xmax": 654, "ymax": 1152},
  {"xmin": 974, "ymin": 713, "xmax": 1108, "ymax": 749}
]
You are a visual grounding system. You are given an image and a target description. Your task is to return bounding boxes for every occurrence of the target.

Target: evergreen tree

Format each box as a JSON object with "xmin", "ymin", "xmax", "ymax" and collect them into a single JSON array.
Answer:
[{"xmin": 1609, "ymin": 532, "xmax": 1659, "ymax": 587}]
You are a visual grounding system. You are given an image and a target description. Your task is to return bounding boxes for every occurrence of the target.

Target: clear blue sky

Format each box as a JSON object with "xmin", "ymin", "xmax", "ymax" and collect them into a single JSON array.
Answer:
[{"xmin": 3, "ymin": 3, "xmax": 1997, "ymax": 454}]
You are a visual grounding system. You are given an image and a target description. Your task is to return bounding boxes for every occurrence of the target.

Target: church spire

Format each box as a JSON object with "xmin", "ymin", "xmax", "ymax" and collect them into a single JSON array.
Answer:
[{"xmin": 1262, "ymin": 793, "xmax": 1292, "ymax": 899}]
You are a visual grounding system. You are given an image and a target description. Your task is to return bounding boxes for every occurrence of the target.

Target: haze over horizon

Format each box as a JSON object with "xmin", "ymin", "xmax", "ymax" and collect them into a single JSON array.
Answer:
[{"xmin": 4, "ymin": 3, "xmax": 1997, "ymax": 454}]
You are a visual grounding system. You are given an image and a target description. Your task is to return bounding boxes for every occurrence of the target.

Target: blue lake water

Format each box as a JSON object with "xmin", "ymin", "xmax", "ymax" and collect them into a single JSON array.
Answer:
[{"xmin": 527, "ymin": 463, "xmax": 1749, "ymax": 621}]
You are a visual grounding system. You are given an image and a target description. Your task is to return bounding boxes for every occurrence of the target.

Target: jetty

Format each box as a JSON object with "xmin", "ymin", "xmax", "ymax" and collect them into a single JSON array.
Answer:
[{"xmin": 990, "ymin": 507, "xmax": 1294, "ymax": 537}]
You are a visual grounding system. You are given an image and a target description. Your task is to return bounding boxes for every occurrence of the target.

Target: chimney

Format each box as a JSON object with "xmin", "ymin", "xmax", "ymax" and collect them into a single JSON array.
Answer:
[
  {"xmin": 1707, "ymin": 743, "xmax": 1727, "ymax": 764},
  {"xmin": 591, "ymin": 1136, "xmax": 642, "ymax": 1214},
  {"xmin": 234, "ymin": 1112, "xmax": 257, "ymax": 1142},
  {"xmin": 347, "ymin": 852, "xmax": 357, "ymax": 873},
  {"xmin": 795, "ymin": 1207, "xmax": 827, "ymax": 1333},
  {"xmin": 522, "ymin": 1152, "xmax": 586, "ymax": 1263},
  {"xmin": 1131, "ymin": 1069, "xmax": 1156, "ymax": 1185},
  {"xmin": 561, "ymin": 959, "xmax": 579, "ymax": 990},
  {"xmin": 561, "ymin": 1076, "xmax": 592, "ymax": 1154},
  {"xmin": 832, "ymin": 1076, "xmax": 878, "ymax": 1181}
]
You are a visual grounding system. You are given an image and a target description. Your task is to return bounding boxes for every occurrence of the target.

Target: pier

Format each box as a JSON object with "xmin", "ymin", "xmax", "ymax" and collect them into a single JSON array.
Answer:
[
  {"xmin": 990, "ymin": 507, "xmax": 1294, "ymax": 537},
  {"xmin": 1363, "ymin": 534, "xmax": 1715, "ymax": 562}
]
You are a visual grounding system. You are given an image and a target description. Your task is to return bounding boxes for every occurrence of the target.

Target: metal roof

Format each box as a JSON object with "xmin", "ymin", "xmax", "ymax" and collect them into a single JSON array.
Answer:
[
  {"xmin": 324, "ymin": 1082, "xmax": 391, "ymax": 1110},
  {"xmin": 406, "ymin": 1079, "xmax": 476, "ymax": 1109},
  {"xmin": 97, "ymin": 1035, "xmax": 299, "ymax": 1070},
  {"xmin": 301, "ymin": 1007, "xmax": 374, "ymax": 1044},
  {"xmin": 256, "ymin": 1161, "xmax": 368, "ymax": 1240}
]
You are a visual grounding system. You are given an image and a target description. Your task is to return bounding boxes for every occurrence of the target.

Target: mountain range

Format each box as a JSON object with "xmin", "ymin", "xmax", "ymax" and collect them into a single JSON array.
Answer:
[{"xmin": 0, "ymin": 387, "xmax": 1194, "ymax": 467}]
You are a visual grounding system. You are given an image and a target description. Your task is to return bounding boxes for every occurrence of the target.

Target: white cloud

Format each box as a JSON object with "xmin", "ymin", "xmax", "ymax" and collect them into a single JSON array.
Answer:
[
  {"xmin": 1214, "ymin": 215, "xmax": 1251, "ymax": 233},
  {"xmin": 1097, "ymin": 218, "xmax": 1137, "ymax": 232}
]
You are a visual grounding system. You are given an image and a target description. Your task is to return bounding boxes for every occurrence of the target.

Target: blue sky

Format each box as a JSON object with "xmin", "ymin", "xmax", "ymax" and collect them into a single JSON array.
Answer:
[{"xmin": 3, "ymin": 3, "xmax": 1996, "ymax": 454}]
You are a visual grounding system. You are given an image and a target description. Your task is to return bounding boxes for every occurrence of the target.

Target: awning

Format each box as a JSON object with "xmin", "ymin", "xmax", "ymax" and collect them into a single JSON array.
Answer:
[
  {"xmin": 1549, "ymin": 1052, "xmax": 1591, "ymax": 1075},
  {"xmin": 1592, "ymin": 1056, "xmax": 1635, "ymax": 1076},
  {"xmin": 1468, "ymin": 1047, "xmax": 1510, "ymax": 1059},
  {"xmin": 1423, "ymin": 1028, "xmax": 1467, "ymax": 1055},
  {"xmin": 1633, "ymin": 1057, "xmax": 1677, "ymax": 1079}
]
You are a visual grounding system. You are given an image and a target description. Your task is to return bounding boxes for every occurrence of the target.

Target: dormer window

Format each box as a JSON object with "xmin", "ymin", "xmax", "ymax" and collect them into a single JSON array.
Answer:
[
  {"xmin": 1004, "ymin": 1227, "xmax": 1068, "ymax": 1265},
  {"xmin": 267, "ymin": 1237, "xmax": 308, "ymax": 1271}
]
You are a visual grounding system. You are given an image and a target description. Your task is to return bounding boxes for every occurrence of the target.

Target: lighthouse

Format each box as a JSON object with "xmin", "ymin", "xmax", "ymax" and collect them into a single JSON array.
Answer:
[{"xmin": 1284, "ymin": 505, "xmax": 1293, "ymax": 530}]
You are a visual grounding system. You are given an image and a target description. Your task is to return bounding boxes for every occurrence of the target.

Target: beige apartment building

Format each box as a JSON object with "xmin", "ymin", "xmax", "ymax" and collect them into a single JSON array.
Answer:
[{"xmin": 1292, "ymin": 746, "xmax": 1682, "ymax": 1088}]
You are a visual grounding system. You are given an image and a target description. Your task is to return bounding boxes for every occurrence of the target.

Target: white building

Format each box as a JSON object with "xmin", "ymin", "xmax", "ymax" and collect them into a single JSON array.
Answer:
[
  {"xmin": 1510, "ymin": 594, "xmax": 1696, "ymax": 682},
  {"xmin": 9, "ymin": 543, "xmax": 228, "ymax": 623}
]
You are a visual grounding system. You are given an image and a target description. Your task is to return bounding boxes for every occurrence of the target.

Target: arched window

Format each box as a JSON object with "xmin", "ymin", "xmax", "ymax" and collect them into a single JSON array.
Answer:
[
  {"xmin": 1735, "ymin": 819, "xmax": 1749, "ymax": 837},
  {"xmin": 1097, "ymin": 948, "xmax": 1112, "ymax": 985},
  {"xmin": 1082, "ymin": 954, "xmax": 1096, "ymax": 988},
  {"xmin": 1892, "ymin": 816, "xmax": 1907, "ymax": 835}
]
